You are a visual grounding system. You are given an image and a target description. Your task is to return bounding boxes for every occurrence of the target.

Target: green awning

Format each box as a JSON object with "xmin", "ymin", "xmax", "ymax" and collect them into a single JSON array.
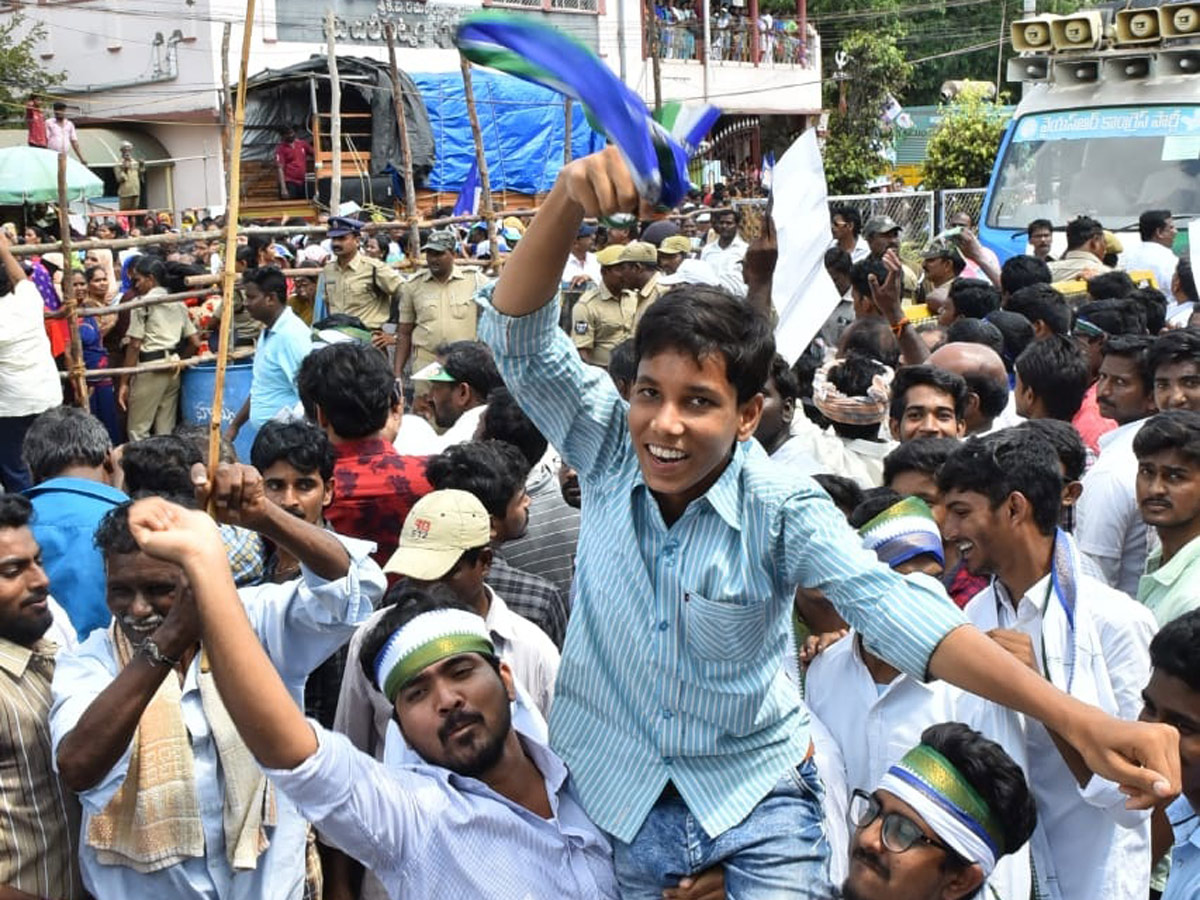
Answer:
[{"xmin": 0, "ymin": 128, "xmax": 171, "ymax": 168}]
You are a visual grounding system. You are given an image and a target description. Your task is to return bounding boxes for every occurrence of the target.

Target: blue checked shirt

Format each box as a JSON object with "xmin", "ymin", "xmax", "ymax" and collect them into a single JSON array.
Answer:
[{"xmin": 478, "ymin": 295, "xmax": 967, "ymax": 842}]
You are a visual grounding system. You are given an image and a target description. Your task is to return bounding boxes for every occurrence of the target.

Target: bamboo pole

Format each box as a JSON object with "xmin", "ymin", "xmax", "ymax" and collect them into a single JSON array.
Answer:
[
  {"xmin": 57, "ymin": 152, "xmax": 89, "ymax": 407},
  {"xmin": 46, "ymin": 287, "xmax": 214, "ymax": 319},
  {"xmin": 220, "ymin": 22, "xmax": 233, "ymax": 198},
  {"xmin": 459, "ymin": 56, "xmax": 498, "ymax": 266},
  {"xmin": 209, "ymin": 0, "xmax": 256, "ymax": 491},
  {"xmin": 326, "ymin": 12, "xmax": 342, "ymax": 214},
  {"xmin": 564, "ymin": 98, "xmax": 573, "ymax": 164},
  {"xmin": 18, "ymin": 202, "xmax": 723, "ymax": 259},
  {"xmin": 385, "ymin": 23, "xmax": 422, "ymax": 262},
  {"xmin": 60, "ymin": 347, "xmax": 256, "ymax": 380}
]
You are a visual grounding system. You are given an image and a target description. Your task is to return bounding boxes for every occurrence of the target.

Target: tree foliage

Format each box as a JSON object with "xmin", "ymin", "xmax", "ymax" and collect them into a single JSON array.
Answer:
[
  {"xmin": 0, "ymin": 14, "xmax": 64, "ymax": 120},
  {"xmin": 921, "ymin": 89, "xmax": 1010, "ymax": 189},
  {"xmin": 820, "ymin": 27, "xmax": 911, "ymax": 194},
  {"xmin": 807, "ymin": 0, "xmax": 1089, "ymax": 106}
]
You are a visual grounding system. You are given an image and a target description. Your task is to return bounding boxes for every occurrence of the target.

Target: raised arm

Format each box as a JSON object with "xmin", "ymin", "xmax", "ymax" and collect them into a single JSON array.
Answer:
[
  {"xmin": 742, "ymin": 199, "xmax": 776, "ymax": 322},
  {"xmin": 126, "ymin": 497, "xmax": 318, "ymax": 769},
  {"xmin": 492, "ymin": 146, "xmax": 637, "ymax": 319},
  {"xmin": 868, "ymin": 249, "xmax": 929, "ymax": 365},
  {"xmin": 192, "ymin": 462, "xmax": 351, "ymax": 581},
  {"xmin": 928, "ymin": 624, "xmax": 1178, "ymax": 809},
  {"xmin": 55, "ymin": 573, "xmax": 201, "ymax": 792},
  {"xmin": 0, "ymin": 230, "xmax": 25, "ymax": 286}
]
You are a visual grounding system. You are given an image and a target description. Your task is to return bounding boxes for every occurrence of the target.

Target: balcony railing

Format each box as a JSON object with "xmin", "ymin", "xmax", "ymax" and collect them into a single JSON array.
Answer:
[
  {"xmin": 652, "ymin": 16, "xmax": 812, "ymax": 66},
  {"xmin": 484, "ymin": 0, "xmax": 602, "ymax": 13}
]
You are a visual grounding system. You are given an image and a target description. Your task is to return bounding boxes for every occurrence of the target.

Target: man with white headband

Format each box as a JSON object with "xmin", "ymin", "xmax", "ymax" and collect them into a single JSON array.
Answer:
[
  {"xmin": 842, "ymin": 722, "xmax": 1037, "ymax": 900},
  {"xmin": 115, "ymin": 495, "xmax": 722, "ymax": 900}
]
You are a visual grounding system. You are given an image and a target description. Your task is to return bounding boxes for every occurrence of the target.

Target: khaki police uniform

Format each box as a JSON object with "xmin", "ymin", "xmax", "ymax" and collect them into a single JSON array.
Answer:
[
  {"xmin": 398, "ymin": 265, "xmax": 488, "ymax": 371},
  {"xmin": 126, "ymin": 287, "xmax": 197, "ymax": 440},
  {"xmin": 322, "ymin": 251, "xmax": 406, "ymax": 330},
  {"xmin": 571, "ymin": 284, "xmax": 637, "ymax": 367},
  {"xmin": 631, "ymin": 271, "xmax": 669, "ymax": 329}
]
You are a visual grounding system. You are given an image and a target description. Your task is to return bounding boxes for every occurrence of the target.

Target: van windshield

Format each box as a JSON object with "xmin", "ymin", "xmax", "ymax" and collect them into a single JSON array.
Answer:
[{"xmin": 986, "ymin": 105, "xmax": 1200, "ymax": 230}]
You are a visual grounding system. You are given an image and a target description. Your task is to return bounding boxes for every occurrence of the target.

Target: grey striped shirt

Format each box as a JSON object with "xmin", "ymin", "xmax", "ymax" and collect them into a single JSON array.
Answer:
[{"xmin": 0, "ymin": 637, "xmax": 82, "ymax": 899}]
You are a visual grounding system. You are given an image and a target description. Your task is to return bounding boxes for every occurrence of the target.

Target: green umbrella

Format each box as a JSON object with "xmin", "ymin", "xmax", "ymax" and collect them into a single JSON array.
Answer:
[{"xmin": 0, "ymin": 145, "xmax": 104, "ymax": 204}]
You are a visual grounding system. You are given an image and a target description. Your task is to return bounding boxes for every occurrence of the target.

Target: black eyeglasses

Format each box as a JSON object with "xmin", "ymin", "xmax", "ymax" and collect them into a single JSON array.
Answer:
[{"xmin": 848, "ymin": 790, "xmax": 965, "ymax": 860}]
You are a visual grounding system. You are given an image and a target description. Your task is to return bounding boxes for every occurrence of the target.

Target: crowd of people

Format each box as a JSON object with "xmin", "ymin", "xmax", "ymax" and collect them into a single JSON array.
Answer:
[
  {"xmin": 0, "ymin": 142, "xmax": 1196, "ymax": 900},
  {"xmin": 652, "ymin": 0, "xmax": 814, "ymax": 66}
]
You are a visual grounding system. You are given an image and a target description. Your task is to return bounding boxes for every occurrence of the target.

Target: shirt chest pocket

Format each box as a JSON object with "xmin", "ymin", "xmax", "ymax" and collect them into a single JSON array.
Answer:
[
  {"xmin": 683, "ymin": 590, "xmax": 768, "ymax": 663},
  {"xmin": 448, "ymin": 294, "xmax": 474, "ymax": 320}
]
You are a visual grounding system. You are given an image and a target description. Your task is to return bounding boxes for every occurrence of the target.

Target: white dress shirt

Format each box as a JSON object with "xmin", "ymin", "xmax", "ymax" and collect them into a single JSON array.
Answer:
[
  {"xmin": 806, "ymin": 631, "xmax": 1033, "ymax": 900},
  {"xmin": 1120, "ymin": 240, "xmax": 1179, "ymax": 298},
  {"xmin": 561, "ymin": 251, "xmax": 601, "ymax": 286},
  {"xmin": 827, "ymin": 236, "xmax": 870, "ymax": 263},
  {"xmin": 700, "ymin": 235, "xmax": 749, "ymax": 297},
  {"xmin": 49, "ymin": 536, "xmax": 384, "ymax": 900},
  {"xmin": 964, "ymin": 552, "xmax": 1155, "ymax": 900},
  {"xmin": 268, "ymin": 726, "xmax": 619, "ymax": 900},
  {"xmin": 1075, "ymin": 419, "xmax": 1152, "ymax": 596},
  {"xmin": 392, "ymin": 413, "xmax": 443, "ymax": 456}
]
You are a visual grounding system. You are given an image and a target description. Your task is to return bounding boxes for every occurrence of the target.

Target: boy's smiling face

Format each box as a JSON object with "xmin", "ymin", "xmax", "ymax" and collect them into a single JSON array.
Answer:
[{"xmin": 628, "ymin": 349, "xmax": 762, "ymax": 523}]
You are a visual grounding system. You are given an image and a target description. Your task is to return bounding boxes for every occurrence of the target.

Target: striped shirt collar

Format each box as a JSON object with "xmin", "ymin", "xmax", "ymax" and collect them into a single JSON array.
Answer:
[
  {"xmin": 629, "ymin": 440, "xmax": 749, "ymax": 532},
  {"xmin": 0, "ymin": 636, "xmax": 54, "ymax": 678}
]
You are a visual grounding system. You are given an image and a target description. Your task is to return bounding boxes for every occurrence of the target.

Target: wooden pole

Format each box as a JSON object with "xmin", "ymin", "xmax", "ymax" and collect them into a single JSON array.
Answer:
[
  {"xmin": 220, "ymin": 22, "xmax": 233, "ymax": 199},
  {"xmin": 564, "ymin": 97, "xmax": 573, "ymax": 164},
  {"xmin": 646, "ymin": 0, "xmax": 663, "ymax": 111},
  {"xmin": 385, "ymin": 23, "xmax": 422, "ymax": 261},
  {"xmin": 460, "ymin": 56, "xmax": 498, "ymax": 265},
  {"xmin": 326, "ymin": 12, "xmax": 342, "ymax": 214},
  {"xmin": 57, "ymin": 153, "xmax": 88, "ymax": 407},
  {"xmin": 209, "ymin": 0, "xmax": 256, "ymax": 491},
  {"xmin": 47, "ymin": 287, "xmax": 213, "ymax": 319},
  {"xmin": 60, "ymin": 347, "xmax": 256, "ymax": 381}
]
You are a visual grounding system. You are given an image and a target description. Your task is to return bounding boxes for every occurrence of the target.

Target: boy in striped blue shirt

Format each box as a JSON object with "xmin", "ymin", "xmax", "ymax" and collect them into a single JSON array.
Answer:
[{"xmin": 477, "ymin": 146, "xmax": 1180, "ymax": 897}]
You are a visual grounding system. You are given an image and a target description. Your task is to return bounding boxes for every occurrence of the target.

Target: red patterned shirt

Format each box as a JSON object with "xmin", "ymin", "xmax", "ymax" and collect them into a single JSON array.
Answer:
[{"xmin": 326, "ymin": 438, "xmax": 431, "ymax": 567}]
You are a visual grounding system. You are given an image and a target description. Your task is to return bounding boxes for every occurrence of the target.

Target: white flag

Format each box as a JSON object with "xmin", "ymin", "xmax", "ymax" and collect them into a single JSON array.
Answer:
[{"xmin": 770, "ymin": 130, "xmax": 842, "ymax": 365}]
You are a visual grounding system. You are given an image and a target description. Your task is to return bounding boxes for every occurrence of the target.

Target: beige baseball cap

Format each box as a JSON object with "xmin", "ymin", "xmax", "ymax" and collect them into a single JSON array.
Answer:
[{"xmin": 383, "ymin": 489, "xmax": 492, "ymax": 580}]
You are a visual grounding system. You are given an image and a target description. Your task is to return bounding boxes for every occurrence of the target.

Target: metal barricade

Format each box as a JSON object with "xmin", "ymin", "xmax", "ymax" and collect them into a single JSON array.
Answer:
[
  {"xmin": 827, "ymin": 192, "xmax": 937, "ymax": 247},
  {"xmin": 937, "ymin": 188, "xmax": 987, "ymax": 232}
]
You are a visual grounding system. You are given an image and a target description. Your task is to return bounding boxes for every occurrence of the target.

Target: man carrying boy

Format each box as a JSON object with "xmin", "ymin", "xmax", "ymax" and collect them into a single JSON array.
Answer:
[{"xmin": 474, "ymin": 146, "xmax": 1178, "ymax": 896}]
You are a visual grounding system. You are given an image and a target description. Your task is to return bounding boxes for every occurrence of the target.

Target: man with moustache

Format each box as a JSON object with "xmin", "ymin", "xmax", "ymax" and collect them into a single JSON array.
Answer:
[
  {"xmin": 0, "ymin": 494, "xmax": 85, "ymax": 900},
  {"xmin": 1075, "ymin": 335, "xmax": 1159, "ymax": 595},
  {"xmin": 249, "ymin": 418, "xmax": 346, "ymax": 728},
  {"xmin": 939, "ymin": 431, "xmax": 1157, "ymax": 900},
  {"xmin": 839, "ymin": 723, "xmax": 1036, "ymax": 900},
  {"xmin": 1133, "ymin": 411, "xmax": 1200, "ymax": 627},
  {"xmin": 49, "ymin": 463, "xmax": 384, "ymax": 900}
]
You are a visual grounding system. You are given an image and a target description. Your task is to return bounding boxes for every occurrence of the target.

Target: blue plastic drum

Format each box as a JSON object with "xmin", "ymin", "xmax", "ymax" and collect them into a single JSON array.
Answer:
[{"xmin": 180, "ymin": 361, "xmax": 257, "ymax": 462}]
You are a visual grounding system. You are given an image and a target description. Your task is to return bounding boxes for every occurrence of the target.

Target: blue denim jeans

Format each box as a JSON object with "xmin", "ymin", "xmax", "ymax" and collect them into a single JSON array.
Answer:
[{"xmin": 612, "ymin": 757, "xmax": 833, "ymax": 899}]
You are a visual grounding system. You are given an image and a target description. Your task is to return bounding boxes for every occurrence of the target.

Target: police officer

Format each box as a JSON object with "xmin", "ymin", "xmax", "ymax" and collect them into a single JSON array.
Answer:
[
  {"xmin": 395, "ymin": 230, "xmax": 488, "ymax": 375},
  {"xmin": 322, "ymin": 216, "xmax": 405, "ymax": 337},
  {"xmin": 864, "ymin": 215, "xmax": 919, "ymax": 298},
  {"xmin": 620, "ymin": 240, "xmax": 667, "ymax": 327},
  {"xmin": 119, "ymin": 256, "xmax": 200, "ymax": 440},
  {"xmin": 571, "ymin": 244, "xmax": 636, "ymax": 367},
  {"xmin": 115, "ymin": 141, "xmax": 144, "ymax": 211}
]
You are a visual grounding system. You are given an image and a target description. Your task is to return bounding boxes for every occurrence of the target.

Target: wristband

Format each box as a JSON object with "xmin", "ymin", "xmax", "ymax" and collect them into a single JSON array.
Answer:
[
  {"xmin": 890, "ymin": 317, "xmax": 910, "ymax": 335},
  {"xmin": 138, "ymin": 637, "xmax": 181, "ymax": 669}
]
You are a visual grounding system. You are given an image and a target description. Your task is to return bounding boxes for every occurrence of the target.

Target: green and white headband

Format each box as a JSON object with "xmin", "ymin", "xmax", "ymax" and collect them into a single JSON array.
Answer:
[{"xmin": 374, "ymin": 609, "xmax": 495, "ymax": 703}]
